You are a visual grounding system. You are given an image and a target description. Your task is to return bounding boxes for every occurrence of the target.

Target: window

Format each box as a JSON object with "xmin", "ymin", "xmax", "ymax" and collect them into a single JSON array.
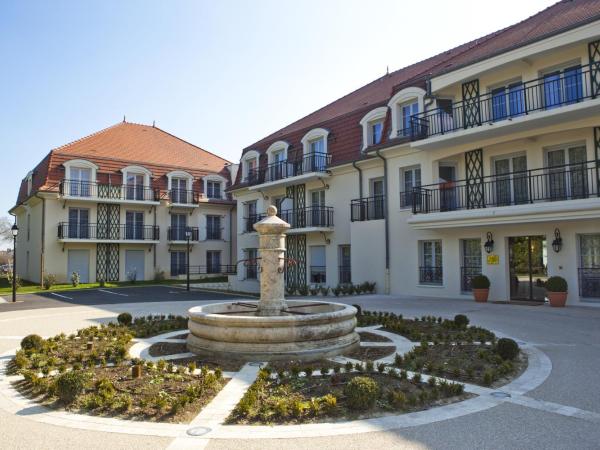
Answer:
[
  {"xmin": 543, "ymin": 65, "xmax": 583, "ymax": 109},
  {"xmin": 246, "ymin": 158, "xmax": 258, "ymax": 183},
  {"xmin": 126, "ymin": 173, "xmax": 145, "ymax": 201},
  {"xmin": 370, "ymin": 178, "xmax": 385, "ymax": 220},
  {"xmin": 310, "ymin": 190, "xmax": 326, "ymax": 227},
  {"xmin": 310, "ymin": 137, "xmax": 325, "ymax": 154},
  {"xmin": 170, "ymin": 251, "xmax": 186, "ymax": 276},
  {"xmin": 68, "ymin": 208, "xmax": 89, "ymax": 239},
  {"xmin": 420, "ymin": 240, "xmax": 442, "ymax": 285},
  {"xmin": 170, "ymin": 214, "xmax": 187, "ymax": 241},
  {"xmin": 401, "ymin": 102, "xmax": 419, "ymax": 136},
  {"xmin": 125, "ymin": 211, "xmax": 144, "ymax": 240},
  {"xmin": 246, "ymin": 248, "xmax": 258, "ymax": 279},
  {"xmin": 490, "ymin": 82, "xmax": 525, "ymax": 121},
  {"xmin": 206, "ymin": 215, "xmax": 221, "ymax": 240},
  {"xmin": 310, "ymin": 246, "xmax": 326, "ymax": 284},
  {"xmin": 401, "ymin": 166, "xmax": 421, "ymax": 208},
  {"xmin": 206, "ymin": 250, "xmax": 221, "ymax": 274},
  {"xmin": 207, "ymin": 181, "xmax": 222, "ymax": 199},
  {"xmin": 338, "ymin": 245, "xmax": 351, "ymax": 284},
  {"xmin": 360, "ymin": 107, "xmax": 387, "ymax": 151},
  {"xmin": 493, "ymin": 154, "xmax": 528, "ymax": 206},
  {"xmin": 69, "ymin": 167, "xmax": 92, "ymax": 197},
  {"xmin": 245, "ymin": 201, "xmax": 258, "ymax": 232},
  {"xmin": 546, "ymin": 144, "xmax": 588, "ymax": 200},
  {"xmin": 370, "ymin": 121, "xmax": 383, "ymax": 145},
  {"xmin": 171, "ymin": 177, "xmax": 189, "ymax": 204},
  {"xmin": 461, "ymin": 239, "xmax": 482, "ymax": 292}
]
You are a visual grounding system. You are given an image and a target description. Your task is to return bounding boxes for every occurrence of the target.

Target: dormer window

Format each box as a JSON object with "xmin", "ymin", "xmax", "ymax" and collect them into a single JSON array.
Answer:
[
  {"xmin": 167, "ymin": 170, "xmax": 194, "ymax": 204},
  {"xmin": 241, "ymin": 150, "xmax": 260, "ymax": 184},
  {"xmin": 207, "ymin": 180, "xmax": 221, "ymax": 199},
  {"xmin": 359, "ymin": 107, "xmax": 387, "ymax": 151},
  {"xmin": 310, "ymin": 136, "xmax": 325, "ymax": 154},
  {"xmin": 387, "ymin": 87, "xmax": 425, "ymax": 139},
  {"xmin": 371, "ymin": 120, "xmax": 383, "ymax": 145},
  {"xmin": 70, "ymin": 167, "xmax": 92, "ymax": 197},
  {"xmin": 121, "ymin": 165, "xmax": 153, "ymax": 201},
  {"xmin": 401, "ymin": 101, "xmax": 419, "ymax": 137},
  {"xmin": 26, "ymin": 173, "xmax": 33, "ymax": 196}
]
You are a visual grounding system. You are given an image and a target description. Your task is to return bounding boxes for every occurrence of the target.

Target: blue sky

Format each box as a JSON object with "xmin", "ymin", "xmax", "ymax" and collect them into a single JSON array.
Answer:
[{"xmin": 1, "ymin": 0, "xmax": 554, "ymax": 229}]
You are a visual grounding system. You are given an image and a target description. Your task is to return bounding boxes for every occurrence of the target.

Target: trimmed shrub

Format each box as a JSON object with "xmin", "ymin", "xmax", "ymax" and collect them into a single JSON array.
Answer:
[
  {"xmin": 545, "ymin": 276, "xmax": 568, "ymax": 292},
  {"xmin": 344, "ymin": 376, "xmax": 380, "ymax": 410},
  {"xmin": 43, "ymin": 274, "xmax": 57, "ymax": 290},
  {"xmin": 117, "ymin": 312, "xmax": 133, "ymax": 326},
  {"xmin": 71, "ymin": 272, "xmax": 81, "ymax": 287},
  {"xmin": 55, "ymin": 371, "xmax": 91, "ymax": 404},
  {"xmin": 21, "ymin": 334, "xmax": 44, "ymax": 352},
  {"xmin": 471, "ymin": 274, "xmax": 490, "ymax": 289},
  {"xmin": 495, "ymin": 338, "xmax": 519, "ymax": 361},
  {"xmin": 453, "ymin": 314, "xmax": 470, "ymax": 328}
]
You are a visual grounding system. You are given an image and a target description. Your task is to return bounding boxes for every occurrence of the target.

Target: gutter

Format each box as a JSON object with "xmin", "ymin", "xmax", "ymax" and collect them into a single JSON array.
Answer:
[
  {"xmin": 229, "ymin": 204, "xmax": 235, "ymax": 268},
  {"xmin": 34, "ymin": 193, "xmax": 47, "ymax": 287},
  {"xmin": 375, "ymin": 149, "xmax": 390, "ymax": 294}
]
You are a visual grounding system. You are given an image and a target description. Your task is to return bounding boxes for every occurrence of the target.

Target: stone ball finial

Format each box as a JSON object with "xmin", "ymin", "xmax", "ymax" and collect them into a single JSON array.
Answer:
[{"xmin": 267, "ymin": 205, "xmax": 277, "ymax": 216}]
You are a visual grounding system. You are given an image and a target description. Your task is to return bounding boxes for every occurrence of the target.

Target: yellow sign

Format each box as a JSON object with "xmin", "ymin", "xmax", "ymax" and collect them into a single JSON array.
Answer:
[{"xmin": 487, "ymin": 254, "xmax": 499, "ymax": 265}]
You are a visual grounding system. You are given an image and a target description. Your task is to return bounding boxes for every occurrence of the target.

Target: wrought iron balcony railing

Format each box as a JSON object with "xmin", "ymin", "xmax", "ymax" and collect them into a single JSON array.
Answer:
[
  {"xmin": 350, "ymin": 195, "xmax": 386, "ymax": 221},
  {"xmin": 409, "ymin": 66, "xmax": 596, "ymax": 140},
  {"xmin": 59, "ymin": 179, "xmax": 159, "ymax": 202},
  {"xmin": 58, "ymin": 223, "xmax": 159, "ymax": 240},
  {"xmin": 310, "ymin": 265, "xmax": 327, "ymax": 284},
  {"xmin": 338, "ymin": 265, "xmax": 352, "ymax": 284},
  {"xmin": 402, "ymin": 160, "xmax": 599, "ymax": 214},
  {"xmin": 243, "ymin": 214, "xmax": 265, "ymax": 233},
  {"xmin": 419, "ymin": 266, "xmax": 443, "ymax": 285},
  {"xmin": 242, "ymin": 151, "xmax": 332, "ymax": 186},
  {"xmin": 172, "ymin": 265, "xmax": 237, "ymax": 276},
  {"xmin": 167, "ymin": 226, "xmax": 199, "ymax": 241},
  {"xmin": 579, "ymin": 267, "xmax": 600, "ymax": 298},
  {"xmin": 278, "ymin": 206, "xmax": 334, "ymax": 229},
  {"xmin": 461, "ymin": 266, "xmax": 482, "ymax": 292},
  {"xmin": 169, "ymin": 189, "xmax": 198, "ymax": 205}
]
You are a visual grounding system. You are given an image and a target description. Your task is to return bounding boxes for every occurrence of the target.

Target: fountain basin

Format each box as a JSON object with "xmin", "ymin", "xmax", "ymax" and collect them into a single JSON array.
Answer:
[{"xmin": 187, "ymin": 300, "xmax": 359, "ymax": 362}]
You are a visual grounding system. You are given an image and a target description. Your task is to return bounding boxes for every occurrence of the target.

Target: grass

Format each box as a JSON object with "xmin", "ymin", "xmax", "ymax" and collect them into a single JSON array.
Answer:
[{"xmin": 0, "ymin": 276, "xmax": 228, "ymax": 295}]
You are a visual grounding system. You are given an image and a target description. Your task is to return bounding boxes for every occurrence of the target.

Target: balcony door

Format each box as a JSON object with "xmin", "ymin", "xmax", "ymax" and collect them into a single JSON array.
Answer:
[
  {"xmin": 310, "ymin": 190, "xmax": 325, "ymax": 227},
  {"xmin": 171, "ymin": 178, "xmax": 188, "ymax": 204},
  {"xmin": 68, "ymin": 208, "xmax": 89, "ymax": 239},
  {"xmin": 494, "ymin": 154, "xmax": 528, "ymax": 206},
  {"xmin": 206, "ymin": 250, "xmax": 221, "ymax": 274},
  {"xmin": 370, "ymin": 178, "xmax": 385, "ymax": 219},
  {"xmin": 509, "ymin": 236, "xmax": 547, "ymax": 302},
  {"xmin": 126, "ymin": 173, "xmax": 145, "ymax": 201},
  {"xmin": 543, "ymin": 65, "xmax": 583, "ymax": 109},
  {"xmin": 439, "ymin": 164, "xmax": 457, "ymax": 211},
  {"xmin": 70, "ymin": 167, "xmax": 91, "ymax": 197},
  {"xmin": 547, "ymin": 146, "xmax": 588, "ymax": 201},
  {"xmin": 171, "ymin": 214, "xmax": 187, "ymax": 241},
  {"xmin": 338, "ymin": 245, "xmax": 351, "ymax": 284},
  {"xmin": 125, "ymin": 211, "xmax": 144, "ymax": 240}
]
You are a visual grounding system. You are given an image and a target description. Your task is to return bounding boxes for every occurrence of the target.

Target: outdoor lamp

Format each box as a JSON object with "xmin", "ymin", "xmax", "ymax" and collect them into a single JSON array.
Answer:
[
  {"xmin": 185, "ymin": 228, "xmax": 192, "ymax": 239},
  {"xmin": 11, "ymin": 223, "xmax": 18, "ymax": 237},
  {"xmin": 11, "ymin": 223, "xmax": 18, "ymax": 303},
  {"xmin": 552, "ymin": 228, "xmax": 563, "ymax": 253},
  {"xmin": 484, "ymin": 232, "xmax": 494, "ymax": 254}
]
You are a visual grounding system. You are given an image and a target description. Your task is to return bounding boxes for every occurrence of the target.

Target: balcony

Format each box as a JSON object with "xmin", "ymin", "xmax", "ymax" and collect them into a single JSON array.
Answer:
[
  {"xmin": 167, "ymin": 227, "xmax": 199, "ymax": 242},
  {"xmin": 350, "ymin": 196, "xmax": 385, "ymax": 221},
  {"xmin": 242, "ymin": 214, "xmax": 265, "ymax": 233},
  {"xmin": 171, "ymin": 264, "xmax": 237, "ymax": 276},
  {"xmin": 244, "ymin": 152, "xmax": 332, "ymax": 189},
  {"xmin": 279, "ymin": 206, "xmax": 334, "ymax": 233},
  {"xmin": 408, "ymin": 67, "xmax": 599, "ymax": 146},
  {"xmin": 405, "ymin": 160, "xmax": 600, "ymax": 229},
  {"xmin": 58, "ymin": 223, "xmax": 159, "ymax": 242},
  {"xmin": 579, "ymin": 268, "xmax": 600, "ymax": 298},
  {"xmin": 59, "ymin": 179, "xmax": 159, "ymax": 204},
  {"xmin": 168, "ymin": 189, "xmax": 198, "ymax": 206}
]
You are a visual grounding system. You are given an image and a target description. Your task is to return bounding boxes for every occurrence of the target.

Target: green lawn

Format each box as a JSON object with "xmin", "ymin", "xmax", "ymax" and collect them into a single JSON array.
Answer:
[{"xmin": 0, "ymin": 276, "xmax": 228, "ymax": 295}]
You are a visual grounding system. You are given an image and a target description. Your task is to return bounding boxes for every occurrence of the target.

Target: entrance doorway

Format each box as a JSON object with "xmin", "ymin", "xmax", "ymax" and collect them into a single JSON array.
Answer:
[{"xmin": 508, "ymin": 236, "xmax": 548, "ymax": 301}]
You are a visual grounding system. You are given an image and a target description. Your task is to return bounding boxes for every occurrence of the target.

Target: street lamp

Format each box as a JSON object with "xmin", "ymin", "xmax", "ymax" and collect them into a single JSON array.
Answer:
[
  {"xmin": 11, "ymin": 223, "xmax": 18, "ymax": 303},
  {"xmin": 185, "ymin": 227, "xmax": 192, "ymax": 291}
]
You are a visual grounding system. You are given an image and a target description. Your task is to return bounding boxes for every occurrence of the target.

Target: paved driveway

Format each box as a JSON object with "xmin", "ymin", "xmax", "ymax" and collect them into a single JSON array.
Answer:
[{"xmin": 0, "ymin": 292, "xmax": 599, "ymax": 449}]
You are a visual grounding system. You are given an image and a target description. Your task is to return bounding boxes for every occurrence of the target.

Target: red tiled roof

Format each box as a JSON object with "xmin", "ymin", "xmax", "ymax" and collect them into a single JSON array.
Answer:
[
  {"xmin": 15, "ymin": 121, "xmax": 232, "ymax": 206},
  {"xmin": 234, "ymin": 0, "xmax": 600, "ymax": 187}
]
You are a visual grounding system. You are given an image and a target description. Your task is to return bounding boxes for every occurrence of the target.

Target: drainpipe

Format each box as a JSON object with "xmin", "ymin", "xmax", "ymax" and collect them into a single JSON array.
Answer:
[
  {"xmin": 228, "ymin": 204, "xmax": 235, "ymax": 267},
  {"xmin": 352, "ymin": 161, "xmax": 363, "ymax": 198},
  {"xmin": 34, "ymin": 193, "xmax": 46, "ymax": 287},
  {"xmin": 375, "ymin": 150, "xmax": 390, "ymax": 294}
]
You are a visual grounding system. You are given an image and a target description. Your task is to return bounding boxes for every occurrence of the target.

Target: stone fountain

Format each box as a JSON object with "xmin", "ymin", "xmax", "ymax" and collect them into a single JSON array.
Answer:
[{"xmin": 187, "ymin": 205, "xmax": 359, "ymax": 361}]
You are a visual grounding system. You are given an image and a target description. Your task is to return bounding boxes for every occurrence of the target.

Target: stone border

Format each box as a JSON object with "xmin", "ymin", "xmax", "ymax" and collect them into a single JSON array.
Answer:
[{"xmin": 0, "ymin": 325, "xmax": 552, "ymax": 440}]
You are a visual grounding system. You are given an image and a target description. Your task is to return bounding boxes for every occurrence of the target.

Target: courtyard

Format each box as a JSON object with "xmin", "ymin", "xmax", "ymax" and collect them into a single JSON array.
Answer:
[{"xmin": 0, "ymin": 286, "xmax": 599, "ymax": 449}]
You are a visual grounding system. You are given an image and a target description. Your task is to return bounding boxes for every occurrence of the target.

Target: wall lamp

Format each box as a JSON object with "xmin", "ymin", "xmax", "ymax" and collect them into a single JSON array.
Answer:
[
  {"xmin": 552, "ymin": 228, "xmax": 563, "ymax": 253},
  {"xmin": 484, "ymin": 232, "xmax": 494, "ymax": 254}
]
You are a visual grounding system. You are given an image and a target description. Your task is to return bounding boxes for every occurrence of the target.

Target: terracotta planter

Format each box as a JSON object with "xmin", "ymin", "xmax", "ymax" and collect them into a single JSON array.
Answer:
[
  {"xmin": 547, "ymin": 291, "xmax": 567, "ymax": 307},
  {"xmin": 473, "ymin": 288, "xmax": 489, "ymax": 302}
]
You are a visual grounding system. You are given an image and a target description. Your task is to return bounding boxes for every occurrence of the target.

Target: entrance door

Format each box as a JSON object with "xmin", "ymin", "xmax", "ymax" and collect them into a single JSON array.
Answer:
[
  {"xmin": 125, "ymin": 250, "xmax": 145, "ymax": 281},
  {"xmin": 509, "ymin": 236, "xmax": 548, "ymax": 301},
  {"xmin": 68, "ymin": 250, "xmax": 89, "ymax": 283},
  {"xmin": 439, "ymin": 165, "xmax": 457, "ymax": 211}
]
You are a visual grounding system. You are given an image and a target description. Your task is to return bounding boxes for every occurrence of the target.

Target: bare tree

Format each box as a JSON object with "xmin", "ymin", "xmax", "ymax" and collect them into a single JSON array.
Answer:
[{"xmin": 0, "ymin": 216, "xmax": 13, "ymax": 244}]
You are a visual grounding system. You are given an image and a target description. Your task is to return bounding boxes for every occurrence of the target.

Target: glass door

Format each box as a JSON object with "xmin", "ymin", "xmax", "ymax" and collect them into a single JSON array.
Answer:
[
  {"xmin": 509, "ymin": 236, "xmax": 548, "ymax": 301},
  {"xmin": 311, "ymin": 190, "xmax": 325, "ymax": 226},
  {"xmin": 461, "ymin": 239, "xmax": 482, "ymax": 292},
  {"xmin": 494, "ymin": 155, "xmax": 528, "ymax": 206},
  {"xmin": 439, "ymin": 165, "xmax": 456, "ymax": 211}
]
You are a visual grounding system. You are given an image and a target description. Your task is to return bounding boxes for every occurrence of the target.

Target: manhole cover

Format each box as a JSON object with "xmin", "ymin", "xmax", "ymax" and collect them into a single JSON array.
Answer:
[
  {"xmin": 187, "ymin": 426, "xmax": 211, "ymax": 437},
  {"xmin": 490, "ymin": 391, "xmax": 511, "ymax": 399}
]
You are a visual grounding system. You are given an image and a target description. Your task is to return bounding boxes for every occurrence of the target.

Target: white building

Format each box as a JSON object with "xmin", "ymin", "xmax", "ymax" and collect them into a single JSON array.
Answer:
[{"xmin": 229, "ymin": 0, "xmax": 600, "ymax": 306}]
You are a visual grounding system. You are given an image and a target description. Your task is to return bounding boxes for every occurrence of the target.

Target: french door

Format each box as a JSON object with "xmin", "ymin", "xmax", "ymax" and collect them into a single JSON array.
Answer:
[
  {"xmin": 494, "ymin": 155, "xmax": 528, "ymax": 206},
  {"xmin": 547, "ymin": 146, "xmax": 588, "ymax": 200},
  {"xmin": 125, "ymin": 211, "xmax": 144, "ymax": 240}
]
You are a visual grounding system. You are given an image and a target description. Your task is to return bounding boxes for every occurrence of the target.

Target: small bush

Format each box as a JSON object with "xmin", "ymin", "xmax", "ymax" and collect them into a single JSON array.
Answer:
[
  {"xmin": 471, "ymin": 274, "xmax": 490, "ymax": 289},
  {"xmin": 482, "ymin": 369, "xmax": 495, "ymax": 386},
  {"xmin": 153, "ymin": 268, "xmax": 166, "ymax": 281},
  {"xmin": 454, "ymin": 314, "xmax": 470, "ymax": 328},
  {"xmin": 43, "ymin": 274, "xmax": 57, "ymax": 290},
  {"xmin": 495, "ymin": 338, "xmax": 519, "ymax": 361},
  {"xmin": 21, "ymin": 334, "xmax": 44, "ymax": 352},
  {"xmin": 71, "ymin": 272, "xmax": 81, "ymax": 287},
  {"xmin": 545, "ymin": 276, "xmax": 568, "ymax": 293},
  {"xmin": 344, "ymin": 376, "xmax": 380, "ymax": 411},
  {"xmin": 117, "ymin": 312, "xmax": 133, "ymax": 326},
  {"xmin": 54, "ymin": 371, "xmax": 91, "ymax": 404}
]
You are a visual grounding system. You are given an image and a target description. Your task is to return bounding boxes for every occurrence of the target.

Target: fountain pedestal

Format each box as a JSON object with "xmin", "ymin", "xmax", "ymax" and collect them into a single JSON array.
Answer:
[{"xmin": 187, "ymin": 206, "xmax": 359, "ymax": 362}]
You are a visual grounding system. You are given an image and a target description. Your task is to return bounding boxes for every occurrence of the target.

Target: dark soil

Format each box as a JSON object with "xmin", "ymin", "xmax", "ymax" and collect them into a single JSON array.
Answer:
[
  {"xmin": 345, "ymin": 346, "xmax": 396, "ymax": 361},
  {"xmin": 172, "ymin": 333, "xmax": 189, "ymax": 340},
  {"xmin": 167, "ymin": 356, "xmax": 244, "ymax": 372},
  {"xmin": 148, "ymin": 342, "xmax": 188, "ymax": 357},
  {"xmin": 358, "ymin": 331, "xmax": 392, "ymax": 342}
]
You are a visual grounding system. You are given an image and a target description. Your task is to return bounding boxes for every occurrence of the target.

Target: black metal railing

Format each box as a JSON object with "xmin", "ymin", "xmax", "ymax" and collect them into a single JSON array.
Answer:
[
  {"xmin": 167, "ymin": 227, "xmax": 199, "ymax": 241},
  {"xmin": 279, "ymin": 206, "xmax": 334, "ymax": 229},
  {"xmin": 403, "ymin": 160, "xmax": 599, "ymax": 214},
  {"xmin": 409, "ymin": 66, "xmax": 596, "ymax": 140},
  {"xmin": 461, "ymin": 266, "xmax": 482, "ymax": 292},
  {"xmin": 186, "ymin": 265, "xmax": 237, "ymax": 275},
  {"xmin": 579, "ymin": 267, "xmax": 600, "ymax": 298},
  {"xmin": 350, "ymin": 195, "xmax": 385, "ymax": 221},
  {"xmin": 310, "ymin": 265, "xmax": 326, "ymax": 284},
  {"xmin": 169, "ymin": 189, "xmax": 198, "ymax": 205},
  {"xmin": 419, "ymin": 266, "xmax": 443, "ymax": 285},
  {"xmin": 206, "ymin": 227, "xmax": 222, "ymax": 240},
  {"xmin": 242, "ymin": 152, "xmax": 332, "ymax": 186},
  {"xmin": 58, "ymin": 223, "xmax": 159, "ymax": 240},
  {"xmin": 59, "ymin": 179, "xmax": 159, "ymax": 202},
  {"xmin": 243, "ymin": 214, "xmax": 265, "ymax": 233},
  {"xmin": 338, "ymin": 265, "xmax": 352, "ymax": 284}
]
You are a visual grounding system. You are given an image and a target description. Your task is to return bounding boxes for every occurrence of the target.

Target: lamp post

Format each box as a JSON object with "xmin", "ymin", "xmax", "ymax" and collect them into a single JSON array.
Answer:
[
  {"xmin": 185, "ymin": 227, "xmax": 192, "ymax": 291},
  {"xmin": 11, "ymin": 223, "xmax": 18, "ymax": 303}
]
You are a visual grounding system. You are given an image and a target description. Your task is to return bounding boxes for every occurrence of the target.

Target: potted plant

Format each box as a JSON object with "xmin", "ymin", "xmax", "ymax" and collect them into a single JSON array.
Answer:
[
  {"xmin": 545, "ymin": 276, "xmax": 568, "ymax": 307},
  {"xmin": 471, "ymin": 275, "xmax": 490, "ymax": 302}
]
